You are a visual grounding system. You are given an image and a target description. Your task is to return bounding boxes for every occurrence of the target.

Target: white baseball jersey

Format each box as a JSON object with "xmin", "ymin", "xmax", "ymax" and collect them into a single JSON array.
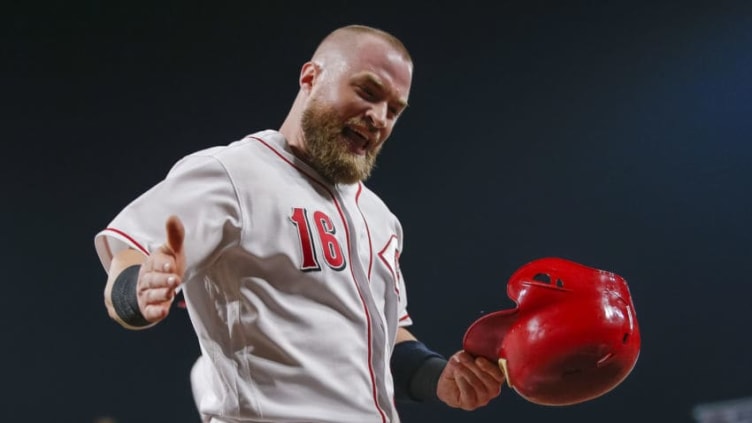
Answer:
[{"xmin": 95, "ymin": 129, "xmax": 413, "ymax": 423}]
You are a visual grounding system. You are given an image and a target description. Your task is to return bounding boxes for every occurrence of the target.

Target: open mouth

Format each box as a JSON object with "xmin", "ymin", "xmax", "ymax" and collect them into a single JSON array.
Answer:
[{"xmin": 342, "ymin": 127, "xmax": 370, "ymax": 155}]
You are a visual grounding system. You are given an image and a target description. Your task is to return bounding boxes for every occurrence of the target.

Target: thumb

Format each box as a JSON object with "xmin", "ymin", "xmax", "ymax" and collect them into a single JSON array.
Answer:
[{"xmin": 164, "ymin": 215, "xmax": 185, "ymax": 255}]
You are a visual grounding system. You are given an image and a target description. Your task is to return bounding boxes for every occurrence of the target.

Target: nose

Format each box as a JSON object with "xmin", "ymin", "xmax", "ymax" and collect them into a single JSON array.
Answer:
[{"xmin": 366, "ymin": 102, "xmax": 388, "ymax": 129}]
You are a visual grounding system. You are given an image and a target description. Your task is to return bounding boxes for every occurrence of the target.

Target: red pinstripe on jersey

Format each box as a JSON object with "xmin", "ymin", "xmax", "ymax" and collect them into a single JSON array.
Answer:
[
  {"xmin": 354, "ymin": 183, "xmax": 376, "ymax": 281},
  {"xmin": 251, "ymin": 135, "xmax": 388, "ymax": 423},
  {"xmin": 102, "ymin": 227, "xmax": 151, "ymax": 256}
]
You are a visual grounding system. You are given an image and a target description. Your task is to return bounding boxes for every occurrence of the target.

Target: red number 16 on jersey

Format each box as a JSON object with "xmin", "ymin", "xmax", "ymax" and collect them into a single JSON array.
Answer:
[{"xmin": 289, "ymin": 207, "xmax": 346, "ymax": 272}]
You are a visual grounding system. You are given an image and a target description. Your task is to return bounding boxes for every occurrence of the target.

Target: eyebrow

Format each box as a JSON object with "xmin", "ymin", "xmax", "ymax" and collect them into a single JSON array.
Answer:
[{"xmin": 356, "ymin": 72, "xmax": 409, "ymax": 110}]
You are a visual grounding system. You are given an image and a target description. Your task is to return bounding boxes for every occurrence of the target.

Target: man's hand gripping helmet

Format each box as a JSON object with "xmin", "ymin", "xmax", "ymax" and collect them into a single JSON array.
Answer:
[{"xmin": 462, "ymin": 257, "xmax": 641, "ymax": 406}]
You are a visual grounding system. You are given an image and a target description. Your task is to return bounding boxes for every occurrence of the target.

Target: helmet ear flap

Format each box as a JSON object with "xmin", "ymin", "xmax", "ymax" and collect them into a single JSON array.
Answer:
[{"xmin": 462, "ymin": 257, "xmax": 641, "ymax": 406}]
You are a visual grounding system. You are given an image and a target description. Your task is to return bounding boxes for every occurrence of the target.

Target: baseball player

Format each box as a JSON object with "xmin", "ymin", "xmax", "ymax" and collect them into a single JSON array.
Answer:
[{"xmin": 95, "ymin": 25, "xmax": 504, "ymax": 422}]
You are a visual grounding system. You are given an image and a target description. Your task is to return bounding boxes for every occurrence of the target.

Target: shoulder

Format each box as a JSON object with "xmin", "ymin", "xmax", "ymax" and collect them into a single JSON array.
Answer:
[
  {"xmin": 171, "ymin": 130, "xmax": 279, "ymax": 171},
  {"xmin": 357, "ymin": 183, "xmax": 387, "ymax": 207},
  {"xmin": 188, "ymin": 131, "xmax": 268, "ymax": 160},
  {"xmin": 357, "ymin": 183, "xmax": 401, "ymax": 224}
]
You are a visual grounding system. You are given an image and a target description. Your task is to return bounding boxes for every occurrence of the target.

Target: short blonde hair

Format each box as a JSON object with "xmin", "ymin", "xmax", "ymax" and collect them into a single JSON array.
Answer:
[{"xmin": 313, "ymin": 24, "xmax": 412, "ymax": 65}]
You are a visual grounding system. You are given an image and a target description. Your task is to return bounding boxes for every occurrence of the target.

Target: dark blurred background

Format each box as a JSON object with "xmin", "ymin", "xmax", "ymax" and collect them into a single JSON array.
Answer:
[{"xmin": 4, "ymin": 1, "xmax": 751, "ymax": 422}]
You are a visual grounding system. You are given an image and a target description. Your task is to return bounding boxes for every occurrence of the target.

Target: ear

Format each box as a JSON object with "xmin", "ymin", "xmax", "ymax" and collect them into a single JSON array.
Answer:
[{"xmin": 299, "ymin": 61, "xmax": 320, "ymax": 91}]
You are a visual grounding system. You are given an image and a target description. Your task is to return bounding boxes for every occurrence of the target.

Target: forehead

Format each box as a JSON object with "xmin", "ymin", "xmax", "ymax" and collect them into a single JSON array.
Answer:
[{"xmin": 346, "ymin": 35, "xmax": 412, "ymax": 100}]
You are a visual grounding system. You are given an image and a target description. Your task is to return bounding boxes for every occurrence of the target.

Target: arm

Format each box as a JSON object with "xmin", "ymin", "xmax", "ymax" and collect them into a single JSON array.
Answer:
[
  {"xmin": 395, "ymin": 326, "xmax": 417, "ymax": 343},
  {"xmin": 103, "ymin": 215, "xmax": 186, "ymax": 330},
  {"xmin": 393, "ymin": 327, "xmax": 504, "ymax": 410}
]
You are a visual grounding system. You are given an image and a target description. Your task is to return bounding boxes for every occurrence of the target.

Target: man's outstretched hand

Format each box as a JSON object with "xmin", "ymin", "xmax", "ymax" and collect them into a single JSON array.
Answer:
[{"xmin": 137, "ymin": 215, "xmax": 186, "ymax": 323}]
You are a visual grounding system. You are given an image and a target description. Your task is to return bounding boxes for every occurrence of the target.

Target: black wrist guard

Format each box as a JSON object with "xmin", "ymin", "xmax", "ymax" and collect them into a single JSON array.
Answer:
[
  {"xmin": 111, "ymin": 264, "xmax": 151, "ymax": 327},
  {"xmin": 391, "ymin": 340, "xmax": 448, "ymax": 403}
]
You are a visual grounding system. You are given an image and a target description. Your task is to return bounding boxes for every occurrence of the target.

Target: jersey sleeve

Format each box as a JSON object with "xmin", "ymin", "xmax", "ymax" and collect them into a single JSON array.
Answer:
[{"xmin": 94, "ymin": 152, "xmax": 241, "ymax": 277}]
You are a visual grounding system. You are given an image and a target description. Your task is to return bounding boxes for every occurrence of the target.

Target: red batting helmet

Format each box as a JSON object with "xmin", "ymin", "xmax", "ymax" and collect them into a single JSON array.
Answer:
[{"xmin": 462, "ymin": 257, "xmax": 641, "ymax": 406}]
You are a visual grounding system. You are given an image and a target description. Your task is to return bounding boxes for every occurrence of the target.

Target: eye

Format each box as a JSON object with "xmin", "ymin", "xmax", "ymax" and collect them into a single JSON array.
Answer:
[{"xmin": 358, "ymin": 86, "xmax": 377, "ymax": 101}]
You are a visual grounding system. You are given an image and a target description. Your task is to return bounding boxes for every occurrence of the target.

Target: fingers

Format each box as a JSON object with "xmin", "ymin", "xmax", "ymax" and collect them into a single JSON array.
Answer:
[
  {"xmin": 139, "ymin": 265, "xmax": 181, "ymax": 290},
  {"xmin": 462, "ymin": 352, "xmax": 505, "ymax": 381},
  {"xmin": 140, "ymin": 251, "xmax": 181, "ymax": 276},
  {"xmin": 451, "ymin": 351, "xmax": 504, "ymax": 409},
  {"xmin": 121, "ymin": 215, "xmax": 186, "ymax": 325},
  {"xmin": 137, "ymin": 265, "xmax": 180, "ymax": 322},
  {"xmin": 474, "ymin": 356, "xmax": 506, "ymax": 384},
  {"xmin": 454, "ymin": 374, "xmax": 479, "ymax": 410},
  {"xmin": 159, "ymin": 215, "xmax": 186, "ymax": 279},
  {"xmin": 136, "ymin": 215, "xmax": 185, "ymax": 323},
  {"xmin": 144, "ymin": 215, "xmax": 185, "ymax": 279},
  {"xmin": 164, "ymin": 215, "xmax": 185, "ymax": 255},
  {"xmin": 464, "ymin": 356, "xmax": 504, "ymax": 394}
]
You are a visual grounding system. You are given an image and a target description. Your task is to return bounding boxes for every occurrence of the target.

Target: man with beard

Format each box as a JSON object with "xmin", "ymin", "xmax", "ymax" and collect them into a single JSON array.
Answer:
[{"xmin": 95, "ymin": 24, "xmax": 504, "ymax": 422}]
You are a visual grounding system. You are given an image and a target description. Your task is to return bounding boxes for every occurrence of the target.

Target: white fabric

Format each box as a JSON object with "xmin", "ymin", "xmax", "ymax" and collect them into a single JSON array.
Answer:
[{"xmin": 95, "ymin": 130, "xmax": 412, "ymax": 423}]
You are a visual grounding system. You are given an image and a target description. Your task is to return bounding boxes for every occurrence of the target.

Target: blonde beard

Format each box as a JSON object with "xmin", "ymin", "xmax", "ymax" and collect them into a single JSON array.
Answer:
[{"xmin": 301, "ymin": 102, "xmax": 380, "ymax": 184}]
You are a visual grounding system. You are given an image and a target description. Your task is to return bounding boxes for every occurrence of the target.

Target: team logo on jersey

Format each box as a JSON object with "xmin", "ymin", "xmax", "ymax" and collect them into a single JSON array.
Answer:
[
  {"xmin": 378, "ymin": 234, "xmax": 402, "ymax": 296},
  {"xmin": 289, "ymin": 207, "xmax": 346, "ymax": 271}
]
